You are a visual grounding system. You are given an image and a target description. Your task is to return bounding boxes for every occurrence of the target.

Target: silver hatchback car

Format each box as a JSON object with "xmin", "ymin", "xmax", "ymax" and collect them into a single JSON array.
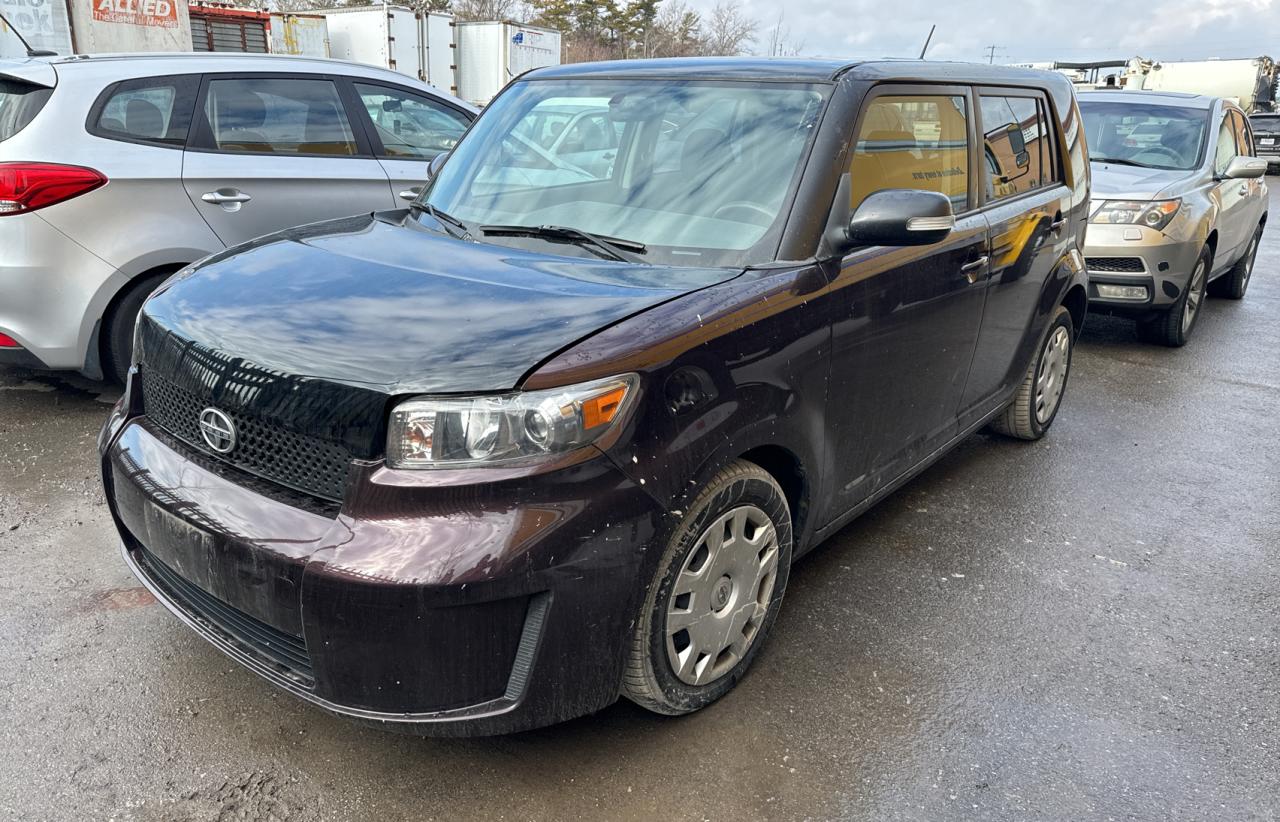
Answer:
[
  {"xmin": 0, "ymin": 53, "xmax": 475, "ymax": 381},
  {"xmin": 1078, "ymin": 90, "xmax": 1268, "ymax": 346}
]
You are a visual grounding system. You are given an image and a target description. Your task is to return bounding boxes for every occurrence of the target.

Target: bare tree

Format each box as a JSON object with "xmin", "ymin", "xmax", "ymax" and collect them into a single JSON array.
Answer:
[
  {"xmin": 699, "ymin": 0, "xmax": 754, "ymax": 56},
  {"xmin": 451, "ymin": 0, "xmax": 524, "ymax": 21},
  {"xmin": 763, "ymin": 9, "xmax": 802, "ymax": 57}
]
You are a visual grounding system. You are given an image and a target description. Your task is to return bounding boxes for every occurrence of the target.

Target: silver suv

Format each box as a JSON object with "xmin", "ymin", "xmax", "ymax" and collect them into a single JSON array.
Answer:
[
  {"xmin": 1078, "ymin": 90, "xmax": 1268, "ymax": 346},
  {"xmin": 0, "ymin": 53, "xmax": 475, "ymax": 381}
]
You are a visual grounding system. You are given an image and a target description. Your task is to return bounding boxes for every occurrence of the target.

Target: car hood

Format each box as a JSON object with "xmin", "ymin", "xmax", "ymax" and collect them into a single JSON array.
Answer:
[
  {"xmin": 142, "ymin": 211, "xmax": 739, "ymax": 395},
  {"xmin": 1089, "ymin": 162, "xmax": 1197, "ymax": 201}
]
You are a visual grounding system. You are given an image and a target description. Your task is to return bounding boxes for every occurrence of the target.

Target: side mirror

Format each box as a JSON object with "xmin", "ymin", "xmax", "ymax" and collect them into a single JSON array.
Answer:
[
  {"xmin": 846, "ymin": 189, "xmax": 955, "ymax": 247},
  {"xmin": 427, "ymin": 150, "xmax": 450, "ymax": 179},
  {"xmin": 1225, "ymin": 155, "xmax": 1268, "ymax": 179}
]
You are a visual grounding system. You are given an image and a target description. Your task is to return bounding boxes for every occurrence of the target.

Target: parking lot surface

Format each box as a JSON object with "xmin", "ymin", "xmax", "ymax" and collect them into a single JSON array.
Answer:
[{"xmin": 3, "ymin": 187, "xmax": 1278, "ymax": 821}]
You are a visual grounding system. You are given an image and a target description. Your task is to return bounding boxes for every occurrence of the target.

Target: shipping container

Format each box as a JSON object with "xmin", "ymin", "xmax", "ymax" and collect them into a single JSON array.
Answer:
[
  {"xmin": 456, "ymin": 20, "xmax": 560, "ymax": 106},
  {"xmin": 189, "ymin": 3, "xmax": 267, "ymax": 53},
  {"xmin": 269, "ymin": 12, "xmax": 328, "ymax": 58},
  {"xmin": 316, "ymin": 4, "xmax": 455, "ymax": 93}
]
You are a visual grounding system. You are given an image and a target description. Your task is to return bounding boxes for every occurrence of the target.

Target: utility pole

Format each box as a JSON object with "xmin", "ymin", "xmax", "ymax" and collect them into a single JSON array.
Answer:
[{"xmin": 984, "ymin": 44, "xmax": 1002, "ymax": 64}]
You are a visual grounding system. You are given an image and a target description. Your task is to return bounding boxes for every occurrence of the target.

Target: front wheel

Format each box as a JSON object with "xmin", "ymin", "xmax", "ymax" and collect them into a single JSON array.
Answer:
[
  {"xmin": 622, "ymin": 460, "xmax": 793, "ymax": 716},
  {"xmin": 1138, "ymin": 245, "xmax": 1210, "ymax": 347},
  {"xmin": 988, "ymin": 304, "xmax": 1074, "ymax": 441}
]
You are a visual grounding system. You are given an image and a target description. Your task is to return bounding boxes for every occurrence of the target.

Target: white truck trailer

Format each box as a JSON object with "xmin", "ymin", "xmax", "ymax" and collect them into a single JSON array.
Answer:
[
  {"xmin": 1128, "ymin": 57, "xmax": 1278, "ymax": 113},
  {"xmin": 316, "ymin": 4, "xmax": 456, "ymax": 94},
  {"xmin": 456, "ymin": 20, "xmax": 560, "ymax": 106}
]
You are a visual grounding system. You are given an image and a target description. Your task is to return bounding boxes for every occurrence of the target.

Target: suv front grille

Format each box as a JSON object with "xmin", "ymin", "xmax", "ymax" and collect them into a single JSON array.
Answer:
[
  {"xmin": 134, "ymin": 545, "xmax": 315, "ymax": 688},
  {"xmin": 142, "ymin": 371, "xmax": 352, "ymax": 502},
  {"xmin": 1087, "ymin": 257, "xmax": 1146, "ymax": 273}
]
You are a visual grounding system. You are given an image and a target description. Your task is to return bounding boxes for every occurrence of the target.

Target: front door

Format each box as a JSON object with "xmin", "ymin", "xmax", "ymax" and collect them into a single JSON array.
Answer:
[
  {"xmin": 823, "ymin": 87, "xmax": 989, "ymax": 519},
  {"xmin": 959, "ymin": 89, "xmax": 1076, "ymax": 418},
  {"xmin": 182, "ymin": 74, "xmax": 395, "ymax": 246}
]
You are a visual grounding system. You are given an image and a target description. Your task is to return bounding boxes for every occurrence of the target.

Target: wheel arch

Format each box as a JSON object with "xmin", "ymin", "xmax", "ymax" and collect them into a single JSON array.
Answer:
[
  {"xmin": 738, "ymin": 444, "xmax": 810, "ymax": 545},
  {"xmin": 94, "ymin": 262, "xmax": 189, "ymax": 372},
  {"xmin": 1061, "ymin": 283, "xmax": 1087, "ymax": 338}
]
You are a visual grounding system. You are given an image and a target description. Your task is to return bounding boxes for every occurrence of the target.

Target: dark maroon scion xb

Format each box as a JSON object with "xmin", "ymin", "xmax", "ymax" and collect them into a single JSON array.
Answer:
[{"xmin": 99, "ymin": 58, "xmax": 1090, "ymax": 735}]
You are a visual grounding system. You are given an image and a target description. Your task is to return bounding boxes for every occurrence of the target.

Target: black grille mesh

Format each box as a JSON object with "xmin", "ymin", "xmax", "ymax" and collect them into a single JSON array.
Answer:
[
  {"xmin": 1087, "ymin": 257, "xmax": 1146, "ymax": 273},
  {"xmin": 142, "ymin": 371, "xmax": 352, "ymax": 502}
]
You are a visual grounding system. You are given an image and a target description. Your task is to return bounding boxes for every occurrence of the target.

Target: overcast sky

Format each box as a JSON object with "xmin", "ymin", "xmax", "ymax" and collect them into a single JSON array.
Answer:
[{"xmin": 690, "ymin": 0, "xmax": 1279, "ymax": 65}]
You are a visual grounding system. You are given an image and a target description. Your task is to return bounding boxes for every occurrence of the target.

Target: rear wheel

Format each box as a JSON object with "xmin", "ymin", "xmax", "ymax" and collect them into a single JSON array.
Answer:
[
  {"xmin": 1138, "ymin": 245, "xmax": 1210, "ymax": 347},
  {"xmin": 1210, "ymin": 224, "xmax": 1261, "ymax": 300},
  {"xmin": 102, "ymin": 271, "xmax": 171, "ymax": 384},
  {"xmin": 988, "ymin": 304, "xmax": 1073, "ymax": 441},
  {"xmin": 622, "ymin": 460, "xmax": 793, "ymax": 715}
]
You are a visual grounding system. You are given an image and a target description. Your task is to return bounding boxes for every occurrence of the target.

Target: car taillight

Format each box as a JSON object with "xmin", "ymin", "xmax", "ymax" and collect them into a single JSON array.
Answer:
[
  {"xmin": 0, "ymin": 162, "xmax": 107, "ymax": 216},
  {"xmin": 0, "ymin": 333, "xmax": 20, "ymax": 348}
]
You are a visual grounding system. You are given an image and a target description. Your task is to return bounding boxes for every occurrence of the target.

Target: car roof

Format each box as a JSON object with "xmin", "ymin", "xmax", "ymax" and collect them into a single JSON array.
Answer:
[
  {"xmin": 528, "ymin": 57, "xmax": 1075, "ymax": 92},
  {"xmin": 1078, "ymin": 89, "xmax": 1219, "ymax": 109},
  {"xmin": 14, "ymin": 52, "xmax": 475, "ymax": 108}
]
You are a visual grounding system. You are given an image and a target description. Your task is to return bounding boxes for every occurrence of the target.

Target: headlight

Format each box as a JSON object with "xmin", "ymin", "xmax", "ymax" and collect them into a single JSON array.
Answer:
[
  {"xmin": 1090, "ymin": 199, "xmax": 1181, "ymax": 231},
  {"xmin": 387, "ymin": 374, "xmax": 638, "ymax": 469}
]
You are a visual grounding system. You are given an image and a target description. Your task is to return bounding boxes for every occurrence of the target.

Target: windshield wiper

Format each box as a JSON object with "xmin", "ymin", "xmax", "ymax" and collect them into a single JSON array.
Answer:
[
  {"xmin": 413, "ymin": 202, "xmax": 470, "ymax": 238},
  {"xmin": 1091, "ymin": 156, "xmax": 1158, "ymax": 169},
  {"xmin": 479, "ymin": 224, "xmax": 647, "ymax": 263}
]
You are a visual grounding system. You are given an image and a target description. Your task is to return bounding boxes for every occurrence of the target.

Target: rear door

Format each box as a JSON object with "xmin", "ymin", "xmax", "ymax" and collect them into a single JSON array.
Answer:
[
  {"xmin": 823, "ymin": 85, "xmax": 990, "ymax": 515},
  {"xmin": 182, "ymin": 73, "xmax": 395, "ymax": 246},
  {"xmin": 346, "ymin": 79, "xmax": 473, "ymax": 204},
  {"xmin": 957, "ymin": 88, "xmax": 1073, "ymax": 423},
  {"xmin": 1229, "ymin": 109, "xmax": 1267, "ymax": 233}
]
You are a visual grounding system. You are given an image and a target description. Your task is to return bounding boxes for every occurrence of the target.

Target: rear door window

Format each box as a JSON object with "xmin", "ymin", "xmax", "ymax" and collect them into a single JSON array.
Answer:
[
  {"xmin": 849, "ymin": 93, "xmax": 971, "ymax": 212},
  {"xmin": 1230, "ymin": 110, "xmax": 1253, "ymax": 155},
  {"xmin": 1213, "ymin": 115, "xmax": 1238, "ymax": 175},
  {"xmin": 979, "ymin": 93, "xmax": 1055, "ymax": 202},
  {"xmin": 200, "ymin": 76, "xmax": 358, "ymax": 156},
  {"xmin": 0, "ymin": 78, "xmax": 52, "ymax": 142},
  {"xmin": 91, "ymin": 75, "xmax": 200, "ymax": 146}
]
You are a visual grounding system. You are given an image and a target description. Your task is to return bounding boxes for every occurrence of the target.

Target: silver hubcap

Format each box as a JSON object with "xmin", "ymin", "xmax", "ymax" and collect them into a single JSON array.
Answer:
[
  {"xmin": 666, "ymin": 505, "xmax": 779, "ymax": 686},
  {"xmin": 1034, "ymin": 326, "xmax": 1070, "ymax": 424},
  {"xmin": 1183, "ymin": 260, "xmax": 1207, "ymax": 333}
]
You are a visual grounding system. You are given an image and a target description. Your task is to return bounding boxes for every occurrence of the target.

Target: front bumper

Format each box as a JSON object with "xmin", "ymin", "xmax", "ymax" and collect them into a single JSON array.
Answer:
[
  {"xmin": 1082, "ymin": 223, "xmax": 1203, "ymax": 313},
  {"xmin": 101, "ymin": 407, "xmax": 664, "ymax": 735}
]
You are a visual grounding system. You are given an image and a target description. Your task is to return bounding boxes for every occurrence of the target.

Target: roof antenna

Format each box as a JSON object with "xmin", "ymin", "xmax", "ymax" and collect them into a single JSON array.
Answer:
[
  {"xmin": 0, "ymin": 11, "xmax": 57, "ymax": 57},
  {"xmin": 918, "ymin": 24, "xmax": 936, "ymax": 59}
]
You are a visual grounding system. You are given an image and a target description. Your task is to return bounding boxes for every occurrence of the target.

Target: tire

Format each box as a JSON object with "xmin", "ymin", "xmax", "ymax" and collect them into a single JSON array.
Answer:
[
  {"xmin": 988, "ymin": 304, "xmax": 1073, "ymax": 441},
  {"xmin": 1210, "ymin": 224, "xmax": 1261, "ymax": 300},
  {"xmin": 102, "ymin": 272, "xmax": 169, "ymax": 384},
  {"xmin": 1137, "ymin": 245, "xmax": 1211, "ymax": 348},
  {"xmin": 622, "ymin": 459, "xmax": 793, "ymax": 716}
]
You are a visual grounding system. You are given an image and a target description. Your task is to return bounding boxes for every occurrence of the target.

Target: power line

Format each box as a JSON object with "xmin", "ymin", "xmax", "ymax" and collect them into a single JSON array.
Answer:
[{"xmin": 983, "ymin": 44, "xmax": 1004, "ymax": 64}]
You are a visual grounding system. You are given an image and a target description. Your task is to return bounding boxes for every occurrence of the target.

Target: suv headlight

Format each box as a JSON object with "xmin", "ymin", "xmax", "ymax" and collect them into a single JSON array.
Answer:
[
  {"xmin": 1089, "ymin": 199, "xmax": 1181, "ymax": 231},
  {"xmin": 387, "ymin": 374, "xmax": 638, "ymax": 469}
]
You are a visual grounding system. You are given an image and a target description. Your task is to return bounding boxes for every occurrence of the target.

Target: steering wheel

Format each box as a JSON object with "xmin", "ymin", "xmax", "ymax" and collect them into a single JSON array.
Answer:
[
  {"xmin": 1132, "ymin": 145, "xmax": 1183, "ymax": 165},
  {"xmin": 712, "ymin": 201, "xmax": 774, "ymax": 225}
]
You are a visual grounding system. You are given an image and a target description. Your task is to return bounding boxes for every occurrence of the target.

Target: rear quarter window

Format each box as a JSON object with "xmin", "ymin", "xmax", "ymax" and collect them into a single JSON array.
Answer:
[
  {"xmin": 89, "ymin": 75, "xmax": 200, "ymax": 146},
  {"xmin": 0, "ymin": 79, "xmax": 53, "ymax": 142}
]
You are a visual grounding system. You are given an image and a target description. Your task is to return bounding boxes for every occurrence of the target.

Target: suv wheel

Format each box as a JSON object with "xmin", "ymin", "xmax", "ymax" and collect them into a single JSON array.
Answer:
[
  {"xmin": 102, "ymin": 272, "xmax": 170, "ymax": 384},
  {"xmin": 988, "ymin": 304, "xmax": 1073, "ymax": 441},
  {"xmin": 1139, "ymin": 245, "xmax": 1211, "ymax": 347},
  {"xmin": 622, "ymin": 459, "xmax": 793, "ymax": 715},
  {"xmin": 1210, "ymin": 224, "xmax": 1262, "ymax": 300}
]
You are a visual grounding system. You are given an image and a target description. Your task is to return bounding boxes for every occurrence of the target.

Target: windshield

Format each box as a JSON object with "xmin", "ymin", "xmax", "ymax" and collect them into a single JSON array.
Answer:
[
  {"xmin": 1078, "ymin": 100, "xmax": 1209, "ymax": 171},
  {"xmin": 424, "ymin": 79, "xmax": 829, "ymax": 267}
]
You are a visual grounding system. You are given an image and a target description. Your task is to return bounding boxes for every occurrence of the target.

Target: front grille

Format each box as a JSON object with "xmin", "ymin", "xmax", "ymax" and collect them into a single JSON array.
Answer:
[
  {"xmin": 142, "ymin": 371, "xmax": 352, "ymax": 502},
  {"xmin": 135, "ymin": 545, "xmax": 315, "ymax": 688},
  {"xmin": 1087, "ymin": 256, "xmax": 1146, "ymax": 273}
]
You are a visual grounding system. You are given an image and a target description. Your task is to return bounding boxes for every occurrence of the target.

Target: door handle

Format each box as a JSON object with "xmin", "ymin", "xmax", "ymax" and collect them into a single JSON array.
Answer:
[
  {"xmin": 1238, "ymin": 184, "xmax": 1250, "ymax": 196},
  {"xmin": 201, "ymin": 190, "xmax": 252, "ymax": 204},
  {"xmin": 398, "ymin": 187, "xmax": 422, "ymax": 202},
  {"xmin": 1050, "ymin": 218, "xmax": 1068, "ymax": 231},
  {"xmin": 960, "ymin": 255, "xmax": 989, "ymax": 284}
]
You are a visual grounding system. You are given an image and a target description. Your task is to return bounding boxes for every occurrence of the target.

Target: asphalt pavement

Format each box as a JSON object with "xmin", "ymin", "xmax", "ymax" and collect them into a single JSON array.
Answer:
[{"xmin": 2, "ymin": 188, "xmax": 1278, "ymax": 821}]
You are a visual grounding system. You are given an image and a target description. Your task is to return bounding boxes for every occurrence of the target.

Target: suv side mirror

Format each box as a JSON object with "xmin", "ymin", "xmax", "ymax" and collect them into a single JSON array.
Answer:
[
  {"xmin": 1224, "ymin": 156, "xmax": 1268, "ymax": 179},
  {"xmin": 846, "ymin": 189, "xmax": 955, "ymax": 247},
  {"xmin": 427, "ymin": 150, "xmax": 450, "ymax": 179}
]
